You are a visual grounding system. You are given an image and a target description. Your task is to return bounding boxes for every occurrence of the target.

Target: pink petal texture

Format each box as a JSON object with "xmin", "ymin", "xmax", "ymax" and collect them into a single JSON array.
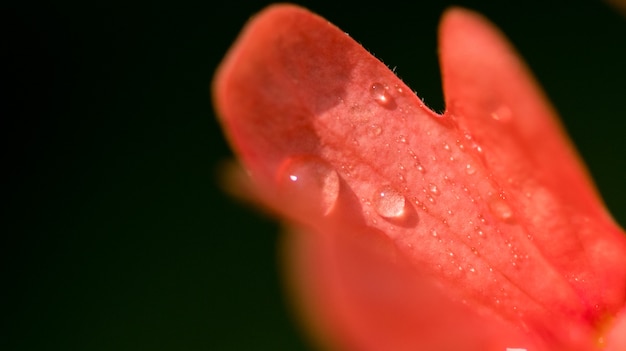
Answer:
[{"xmin": 213, "ymin": 4, "xmax": 626, "ymax": 351}]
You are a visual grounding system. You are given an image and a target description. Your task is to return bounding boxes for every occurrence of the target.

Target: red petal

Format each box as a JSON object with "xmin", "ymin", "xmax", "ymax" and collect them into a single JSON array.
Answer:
[
  {"xmin": 439, "ymin": 5, "xmax": 626, "ymax": 336},
  {"xmin": 213, "ymin": 4, "xmax": 626, "ymax": 350}
]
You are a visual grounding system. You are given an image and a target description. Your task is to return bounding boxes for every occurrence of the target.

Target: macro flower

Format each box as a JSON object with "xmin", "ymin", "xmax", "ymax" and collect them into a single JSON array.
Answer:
[{"xmin": 212, "ymin": 4, "xmax": 626, "ymax": 351}]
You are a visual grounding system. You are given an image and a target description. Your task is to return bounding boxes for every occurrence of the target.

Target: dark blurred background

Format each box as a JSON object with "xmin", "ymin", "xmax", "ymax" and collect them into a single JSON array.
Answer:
[{"xmin": 3, "ymin": 1, "xmax": 625, "ymax": 350}]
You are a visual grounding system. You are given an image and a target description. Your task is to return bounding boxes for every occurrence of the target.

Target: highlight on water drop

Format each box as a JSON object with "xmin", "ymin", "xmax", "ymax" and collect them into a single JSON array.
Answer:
[
  {"xmin": 276, "ymin": 155, "xmax": 340, "ymax": 217},
  {"xmin": 370, "ymin": 82, "xmax": 396, "ymax": 109}
]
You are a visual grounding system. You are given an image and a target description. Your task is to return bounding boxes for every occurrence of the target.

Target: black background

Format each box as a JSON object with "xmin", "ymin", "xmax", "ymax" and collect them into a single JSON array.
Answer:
[{"xmin": 4, "ymin": 1, "xmax": 626, "ymax": 350}]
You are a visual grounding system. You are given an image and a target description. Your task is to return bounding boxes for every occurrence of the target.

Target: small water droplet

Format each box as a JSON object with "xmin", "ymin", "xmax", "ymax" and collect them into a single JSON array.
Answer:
[
  {"xmin": 479, "ymin": 215, "xmax": 487, "ymax": 224},
  {"xmin": 456, "ymin": 139, "xmax": 465, "ymax": 151},
  {"xmin": 277, "ymin": 155, "xmax": 340, "ymax": 216},
  {"xmin": 491, "ymin": 105, "xmax": 513, "ymax": 122},
  {"xmin": 465, "ymin": 163, "xmax": 476, "ymax": 175},
  {"xmin": 370, "ymin": 82, "xmax": 395, "ymax": 108},
  {"xmin": 428, "ymin": 183, "xmax": 440, "ymax": 196},
  {"xmin": 489, "ymin": 198, "xmax": 515, "ymax": 222},
  {"xmin": 368, "ymin": 124, "xmax": 382, "ymax": 137},
  {"xmin": 430, "ymin": 229, "xmax": 438, "ymax": 237},
  {"xmin": 394, "ymin": 84, "xmax": 404, "ymax": 94},
  {"xmin": 373, "ymin": 186, "xmax": 406, "ymax": 219},
  {"xmin": 415, "ymin": 163, "xmax": 425, "ymax": 173},
  {"xmin": 443, "ymin": 142, "xmax": 451, "ymax": 151},
  {"xmin": 414, "ymin": 198, "xmax": 429, "ymax": 212},
  {"xmin": 474, "ymin": 226, "xmax": 485, "ymax": 237}
]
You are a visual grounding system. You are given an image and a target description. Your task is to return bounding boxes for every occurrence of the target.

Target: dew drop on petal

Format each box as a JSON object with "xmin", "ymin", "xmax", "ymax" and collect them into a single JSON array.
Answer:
[
  {"xmin": 491, "ymin": 105, "xmax": 513, "ymax": 122},
  {"xmin": 465, "ymin": 163, "xmax": 476, "ymax": 175},
  {"xmin": 277, "ymin": 155, "xmax": 340, "ymax": 216},
  {"xmin": 428, "ymin": 183, "xmax": 440, "ymax": 196},
  {"xmin": 426, "ymin": 194, "xmax": 436, "ymax": 204},
  {"xmin": 489, "ymin": 198, "xmax": 515, "ymax": 222},
  {"xmin": 373, "ymin": 185, "xmax": 406, "ymax": 219},
  {"xmin": 370, "ymin": 82, "xmax": 395, "ymax": 108},
  {"xmin": 368, "ymin": 124, "xmax": 382, "ymax": 137}
]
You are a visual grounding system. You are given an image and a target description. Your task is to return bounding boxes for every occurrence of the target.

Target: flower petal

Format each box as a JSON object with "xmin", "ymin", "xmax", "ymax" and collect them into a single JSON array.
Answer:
[
  {"xmin": 439, "ymin": 5, "xmax": 626, "ymax": 331},
  {"xmin": 213, "ymin": 4, "xmax": 626, "ymax": 350}
]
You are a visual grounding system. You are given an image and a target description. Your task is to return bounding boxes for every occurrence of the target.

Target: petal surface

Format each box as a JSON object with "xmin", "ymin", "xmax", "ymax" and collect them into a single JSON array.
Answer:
[{"xmin": 213, "ymin": 4, "xmax": 626, "ymax": 351}]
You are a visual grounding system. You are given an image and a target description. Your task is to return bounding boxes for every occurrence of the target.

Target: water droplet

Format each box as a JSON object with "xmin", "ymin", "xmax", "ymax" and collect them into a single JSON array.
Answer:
[
  {"xmin": 370, "ymin": 82, "xmax": 395, "ymax": 108},
  {"xmin": 415, "ymin": 163, "xmax": 425, "ymax": 173},
  {"xmin": 394, "ymin": 84, "xmax": 404, "ymax": 94},
  {"xmin": 277, "ymin": 155, "xmax": 340, "ymax": 216},
  {"xmin": 414, "ymin": 198, "xmax": 429, "ymax": 212},
  {"xmin": 368, "ymin": 124, "xmax": 382, "ymax": 137},
  {"xmin": 443, "ymin": 142, "xmax": 450, "ymax": 151},
  {"xmin": 491, "ymin": 105, "xmax": 512, "ymax": 122},
  {"xmin": 465, "ymin": 163, "xmax": 476, "ymax": 175},
  {"xmin": 489, "ymin": 198, "xmax": 515, "ymax": 222},
  {"xmin": 428, "ymin": 183, "xmax": 440, "ymax": 196},
  {"xmin": 456, "ymin": 139, "xmax": 465, "ymax": 151},
  {"xmin": 373, "ymin": 186, "xmax": 406, "ymax": 219},
  {"xmin": 479, "ymin": 215, "xmax": 487, "ymax": 224},
  {"xmin": 426, "ymin": 194, "xmax": 436, "ymax": 204},
  {"xmin": 474, "ymin": 226, "xmax": 485, "ymax": 237}
]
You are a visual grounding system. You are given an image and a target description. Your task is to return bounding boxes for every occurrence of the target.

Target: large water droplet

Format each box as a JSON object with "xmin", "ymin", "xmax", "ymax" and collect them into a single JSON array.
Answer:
[
  {"xmin": 373, "ymin": 186, "xmax": 406, "ymax": 219},
  {"xmin": 370, "ymin": 82, "xmax": 396, "ymax": 108},
  {"xmin": 277, "ymin": 155, "xmax": 340, "ymax": 216}
]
